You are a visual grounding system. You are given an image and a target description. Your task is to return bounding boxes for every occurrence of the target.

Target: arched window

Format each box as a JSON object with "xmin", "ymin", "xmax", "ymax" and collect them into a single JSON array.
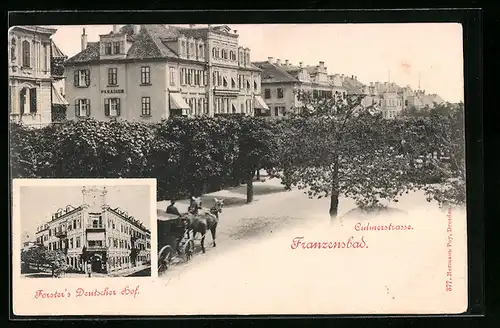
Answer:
[
  {"xmin": 229, "ymin": 50, "xmax": 235, "ymax": 61},
  {"xmin": 22, "ymin": 40, "xmax": 30, "ymax": 67},
  {"xmin": 212, "ymin": 47, "xmax": 216, "ymax": 58},
  {"xmin": 10, "ymin": 38, "xmax": 16, "ymax": 62}
]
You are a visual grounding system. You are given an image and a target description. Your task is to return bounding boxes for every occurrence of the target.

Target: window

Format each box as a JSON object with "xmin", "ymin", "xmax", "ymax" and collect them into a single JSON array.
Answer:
[
  {"xmin": 105, "ymin": 42, "xmax": 112, "ymax": 55},
  {"xmin": 108, "ymin": 68, "xmax": 118, "ymax": 86},
  {"xmin": 29, "ymin": 88, "xmax": 37, "ymax": 113},
  {"xmin": 10, "ymin": 38, "xmax": 16, "ymax": 62},
  {"xmin": 254, "ymin": 81, "xmax": 257, "ymax": 90},
  {"xmin": 74, "ymin": 69, "xmax": 90, "ymax": 87},
  {"xmin": 141, "ymin": 97, "xmax": 151, "ymax": 116},
  {"xmin": 405, "ymin": 100, "xmax": 408, "ymax": 106},
  {"xmin": 70, "ymin": 238, "xmax": 74, "ymax": 249},
  {"xmin": 223, "ymin": 77, "xmax": 228, "ymax": 87},
  {"xmin": 141, "ymin": 66, "xmax": 151, "ymax": 85},
  {"xmin": 113, "ymin": 42, "xmax": 121, "ymax": 54},
  {"xmin": 246, "ymin": 80, "xmax": 250, "ymax": 89},
  {"xmin": 104, "ymin": 98, "xmax": 121, "ymax": 117},
  {"xmin": 264, "ymin": 88, "xmax": 271, "ymax": 99},
  {"xmin": 181, "ymin": 68, "xmax": 187, "ymax": 85},
  {"xmin": 277, "ymin": 88, "xmax": 284, "ymax": 99},
  {"xmin": 190, "ymin": 43, "xmax": 194, "ymax": 57},
  {"xmin": 76, "ymin": 237, "xmax": 81, "ymax": 248},
  {"xmin": 231, "ymin": 78, "xmax": 236, "ymax": 88},
  {"xmin": 169, "ymin": 67, "xmax": 176, "ymax": 86},
  {"xmin": 75, "ymin": 99, "xmax": 90, "ymax": 117},
  {"xmin": 22, "ymin": 40, "xmax": 30, "ymax": 67}
]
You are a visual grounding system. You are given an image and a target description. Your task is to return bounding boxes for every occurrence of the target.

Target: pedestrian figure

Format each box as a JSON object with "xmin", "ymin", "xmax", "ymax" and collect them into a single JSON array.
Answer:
[
  {"xmin": 166, "ymin": 200, "xmax": 181, "ymax": 216},
  {"xmin": 87, "ymin": 262, "xmax": 92, "ymax": 278}
]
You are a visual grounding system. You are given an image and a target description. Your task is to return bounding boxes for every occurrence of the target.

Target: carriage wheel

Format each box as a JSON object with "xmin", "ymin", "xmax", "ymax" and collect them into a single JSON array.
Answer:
[
  {"xmin": 184, "ymin": 239, "xmax": 195, "ymax": 262},
  {"xmin": 158, "ymin": 245, "xmax": 173, "ymax": 274}
]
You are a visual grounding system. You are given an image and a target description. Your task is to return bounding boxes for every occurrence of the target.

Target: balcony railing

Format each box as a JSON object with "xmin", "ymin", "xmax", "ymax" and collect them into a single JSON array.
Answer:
[
  {"xmin": 87, "ymin": 224, "xmax": 105, "ymax": 230},
  {"xmin": 85, "ymin": 245, "xmax": 108, "ymax": 252},
  {"xmin": 55, "ymin": 230, "xmax": 67, "ymax": 238}
]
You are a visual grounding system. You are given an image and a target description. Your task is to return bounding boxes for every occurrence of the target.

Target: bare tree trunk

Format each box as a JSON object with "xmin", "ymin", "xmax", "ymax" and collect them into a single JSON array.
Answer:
[
  {"xmin": 246, "ymin": 173, "xmax": 254, "ymax": 203},
  {"xmin": 329, "ymin": 157, "xmax": 340, "ymax": 221},
  {"xmin": 256, "ymin": 169, "xmax": 260, "ymax": 181},
  {"xmin": 283, "ymin": 166, "xmax": 292, "ymax": 190}
]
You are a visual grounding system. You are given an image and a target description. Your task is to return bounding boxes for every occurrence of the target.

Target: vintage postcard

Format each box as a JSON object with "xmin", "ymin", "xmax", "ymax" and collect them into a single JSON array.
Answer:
[{"xmin": 9, "ymin": 22, "xmax": 467, "ymax": 316}]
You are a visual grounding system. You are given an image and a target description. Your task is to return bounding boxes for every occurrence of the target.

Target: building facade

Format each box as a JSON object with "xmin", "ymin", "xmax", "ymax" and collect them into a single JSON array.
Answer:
[
  {"xmin": 253, "ymin": 58, "xmax": 333, "ymax": 117},
  {"xmin": 9, "ymin": 26, "xmax": 57, "ymax": 127},
  {"xmin": 64, "ymin": 24, "xmax": 268, "ymax": 121},
  {"xmin": 34, "ymin": 186, "xmax": 151, "ymax": 274}
]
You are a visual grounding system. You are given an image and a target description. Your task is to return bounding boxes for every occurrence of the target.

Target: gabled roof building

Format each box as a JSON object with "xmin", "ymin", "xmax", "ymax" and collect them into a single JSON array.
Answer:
[{"xmin": 64, "ymin": 24, "xmax": 267, "ymax": 121}]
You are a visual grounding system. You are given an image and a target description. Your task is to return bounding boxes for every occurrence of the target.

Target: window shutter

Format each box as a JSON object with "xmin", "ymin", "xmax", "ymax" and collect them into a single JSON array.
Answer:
[
  {"xmin": 75, "ymin": 100, "xmax": 79, "ymax": 117},
  {"xmin": 104, "ymin": 99, "xmax": 110, "ymax": 116},
  {"xmin": 116, "ymin": 99, "xmax": 121, "ymax": 116},
  {"xmin": 74, "ymin": 71, "xmax": 79, "ymax": 87},
  {"xmin": 86, "ymin": 99, "xmax": 91, "ymax": 116},
  {"xmin": 85, "ymin": 69, "xmax": 90, "ymax": 86}
]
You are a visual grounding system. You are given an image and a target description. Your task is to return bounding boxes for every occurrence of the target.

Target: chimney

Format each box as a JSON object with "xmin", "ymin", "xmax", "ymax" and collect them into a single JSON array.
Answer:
[
  {"xmin": 133, "ymin": 24, "xmax": 141, "ymax": 35},
  {"xmin": 112, "ymin": 25, "xmax": 119, "ymax": 34},
  {"xmin": 319, "ymin": 61, "xmax": 325, "ymax": 67},
  {"xmin": 81, "ymin": 28, "xmax": 88, "ymax": 51},
  {"xmin": 351, "ymin": 75, "xmax": 354, "ymax": 79},
  {"xmin": 299, "ymin": 62, "xmax": 303, "ymax": 68},
  {"xmin": 234, "ymin": 30, "xmax": 238, "ymax": 34},
  {"xmin": 285, "ymin": 59, "xmax": 289, "ymax": 66},
  {"xmin": 276, "ymin": 58, "xmax": 281, "ymax": 66},
  {"xmin": 267, "ymin": 56, "xmax": 274, "ymax": 63}
]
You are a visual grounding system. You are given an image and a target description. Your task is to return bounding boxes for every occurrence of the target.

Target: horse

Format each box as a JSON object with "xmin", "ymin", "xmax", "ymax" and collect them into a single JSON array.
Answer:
[{"xmin": 186, "ymin": 197, "xmax": 224, "ymax": 254}]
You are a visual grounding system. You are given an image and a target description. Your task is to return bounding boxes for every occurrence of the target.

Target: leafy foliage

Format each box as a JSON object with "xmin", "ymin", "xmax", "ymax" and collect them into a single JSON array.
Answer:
[
  {"xmin": 21, "ymin": 245, "xmax": 69, "ymax": 277},
  {"xmin": 10, "ymin": 100, "xmax": 465, "ymax": 212}
]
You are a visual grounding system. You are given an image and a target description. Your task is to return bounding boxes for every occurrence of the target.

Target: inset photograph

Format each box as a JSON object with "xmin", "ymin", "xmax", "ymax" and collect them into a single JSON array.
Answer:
[{"xmin": 17, "ymin": 180, "xmax": 153, "ymax": 278}]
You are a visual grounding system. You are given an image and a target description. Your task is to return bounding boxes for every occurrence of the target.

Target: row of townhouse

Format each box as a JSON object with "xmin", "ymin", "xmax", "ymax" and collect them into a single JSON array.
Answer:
[
  {"xmin": 256, "ymin": 57, "xmax": 445, "ymax": 119},
  {"xmin": 34, "ymin": 186, "xmax": 151, "ymax": 275},
  {"xmin": 64, "ymin": 24, "xmax": 269, "ymax": 122}
]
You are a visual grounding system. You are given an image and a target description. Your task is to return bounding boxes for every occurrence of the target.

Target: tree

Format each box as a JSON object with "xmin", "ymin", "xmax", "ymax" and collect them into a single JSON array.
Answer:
[
  {"xmin": 233, "ymin": 116, "xmax": 280, "ymax": 203},
  {"xmin": 44, "ymin": 249, "xmax": 69, "ymax": 277},
  {"xmin": 21, "ymin": 245, "xmax": 47, "ymax": 272},
  {"xmin": 270, "ymin": 91, "xmax": 439, "ymax": 221}
]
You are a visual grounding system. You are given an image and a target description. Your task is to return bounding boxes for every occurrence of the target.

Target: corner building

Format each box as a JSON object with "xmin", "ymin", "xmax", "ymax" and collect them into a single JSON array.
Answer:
[
  {"xmin": 64, "ymin": 24, "xmax": 268, "ymax": 121},
  {"xmin": 34, "ymin": 186, "xmax": 151, "ymax": 274}
]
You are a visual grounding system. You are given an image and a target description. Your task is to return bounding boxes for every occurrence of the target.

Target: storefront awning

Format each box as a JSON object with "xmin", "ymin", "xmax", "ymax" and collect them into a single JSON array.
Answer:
[
  {"xmin": 254, "ymin": 96, "xmax": 269, "ymax": 110},
  {"xmin": 169, "ymin": 93, "xmax": 190, "ymax": 110},
  {"xmin": 52, "ymin": 84, "xmax": 69, "ymax": 105}
]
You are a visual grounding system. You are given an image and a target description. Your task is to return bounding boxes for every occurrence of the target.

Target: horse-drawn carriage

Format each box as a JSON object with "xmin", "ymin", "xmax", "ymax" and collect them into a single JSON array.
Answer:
[
  {"xmin": 156, "ymin": 198, "xmax": 224, "ymax": 275},
  {"xmin": 157, "ymin": 210, "xmax": 194, "ymax": 274}
]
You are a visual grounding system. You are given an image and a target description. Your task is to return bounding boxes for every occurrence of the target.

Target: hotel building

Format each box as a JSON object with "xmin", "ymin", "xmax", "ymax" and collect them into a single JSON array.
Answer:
[
  {"xmin": 64, "ymin": 24, "xmax": 269, "ymax": 121},
  {"xmin": 34, "ymin": 186, "xmax": 151, "ymax": 274},
  {"xmin": 8, "ymin": 26, "xmax": 68, "ymax": 127}
]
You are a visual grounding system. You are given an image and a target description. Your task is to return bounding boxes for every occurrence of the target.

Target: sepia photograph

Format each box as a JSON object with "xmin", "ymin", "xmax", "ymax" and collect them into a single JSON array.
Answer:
[
  {"xmin": 9, "ymin": 20, "xmax": 469, "ymax": 315},
  {"xmin": 17, "ymin": 181, "xmax": 153, "ymax": 279}
]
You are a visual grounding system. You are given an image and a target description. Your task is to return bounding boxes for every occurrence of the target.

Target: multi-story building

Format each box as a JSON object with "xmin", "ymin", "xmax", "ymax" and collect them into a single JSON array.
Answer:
[
  {"xmin": 34, "ymin": 186, "xmax": 151, "ymax": 275},
  {"xmin": 253, "ymin": 57, "xmax": 333, "ymax": 116},
  {"xmin": 64, "ymin": 24, "xmax": 268, "ymax": 121},
  {"xmin": 9, "ymin": 26, "xmax": 56, "ymax": 127},
  {"xmin": 50, "ymin": 40, "xmax": 70, "ymax": 121}
]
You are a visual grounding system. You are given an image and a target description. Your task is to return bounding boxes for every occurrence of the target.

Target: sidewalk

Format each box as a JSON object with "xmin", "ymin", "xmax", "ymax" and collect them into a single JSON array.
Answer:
[{"xmin": 107, "ymin": 264, "xmax": 151, "ymax": 277}]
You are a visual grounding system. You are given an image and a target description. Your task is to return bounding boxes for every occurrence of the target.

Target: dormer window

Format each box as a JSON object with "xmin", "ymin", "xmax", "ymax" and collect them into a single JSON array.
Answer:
[
  {"xmin": 189, "ymin": 43, "xmax": 194, "ymax": 56},
  {"xmin": 105, "ymin": 42, "xmax": 112, "ymax": 55},
  {"xmin": 198, "ymin": 44, "xmax": 204, "ymax": 58}
]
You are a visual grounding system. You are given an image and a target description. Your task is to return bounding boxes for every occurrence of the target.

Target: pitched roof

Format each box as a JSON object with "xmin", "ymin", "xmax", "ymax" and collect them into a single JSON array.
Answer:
[
  {"xmin": 66, "ymin": 24, "xmax": 244, "ymax": 64},
  {"xmin": 51, "ymin": 41, "xmax": 66, "ymax": 59},
  {"xmin": 342, "ymin": 77, "xmax": 365, "ymax": 94},
  {"xmin": 253, "ymin": 61, "xmax": 298, "ymax": 83}
]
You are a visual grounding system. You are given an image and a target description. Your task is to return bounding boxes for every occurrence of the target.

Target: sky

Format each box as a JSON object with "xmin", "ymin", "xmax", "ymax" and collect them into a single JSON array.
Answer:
[
  {"xmin": 20, "ymin": 185, "xmax": 151, "ymax": 240},
  {"xmin": 49, "ymin": 23, "xmax": 464, "ymax": 103}
]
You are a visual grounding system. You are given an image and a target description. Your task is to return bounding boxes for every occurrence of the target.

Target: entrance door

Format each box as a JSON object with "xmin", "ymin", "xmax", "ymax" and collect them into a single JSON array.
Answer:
[{"xmin": 91, "ymin": 255, "xmax": 103, "ymax": 273}]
